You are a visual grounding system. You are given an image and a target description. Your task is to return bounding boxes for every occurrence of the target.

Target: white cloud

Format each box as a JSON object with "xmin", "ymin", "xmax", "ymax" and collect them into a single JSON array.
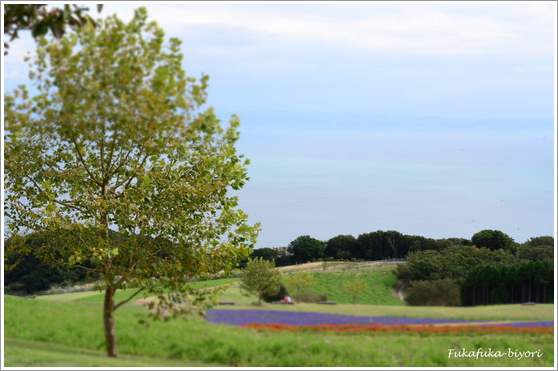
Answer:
[{"xmin": 103, "ymin": 2, "xmax": 555, "ymax": 56}]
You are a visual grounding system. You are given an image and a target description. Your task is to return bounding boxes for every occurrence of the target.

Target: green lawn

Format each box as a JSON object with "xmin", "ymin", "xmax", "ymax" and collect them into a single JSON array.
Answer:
[
  {"xmin": 6, "ymin": 270, "xmax": 555, "ymax": 367},
  {"xmin": 4, "ymin": 337, "xmax": 226, "ymax": 367},
  {"xmin": 33, "ymin": 277, "xmax": 241, "ymax": 304},
  {"xmin": 3, "ymin": 295, "xmax": 554, "ymax": 367},
  {"xmin": 304, "ymin": 270, "xmax": 403, "ymax": 305}
]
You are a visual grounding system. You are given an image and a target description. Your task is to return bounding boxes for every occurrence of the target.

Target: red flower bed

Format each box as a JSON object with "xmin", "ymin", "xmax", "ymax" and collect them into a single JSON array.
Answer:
[{"xmin": 240, "ymin": 323, "xmax": 553, "ymax": 335}]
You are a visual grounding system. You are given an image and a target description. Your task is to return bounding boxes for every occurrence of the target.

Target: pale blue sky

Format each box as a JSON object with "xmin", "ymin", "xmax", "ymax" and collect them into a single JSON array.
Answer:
[{"xmin": 2, "ymin": 1, "xmax": 556, "ymax": 246}]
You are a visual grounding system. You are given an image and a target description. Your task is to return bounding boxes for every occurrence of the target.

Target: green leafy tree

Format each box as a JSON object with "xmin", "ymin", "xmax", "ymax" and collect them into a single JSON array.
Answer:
[
  {"xmin": 239, "ymin": 257, "xmax": 282, "ymax": 304},
  {"xmin": 272, "ymin": 246, "xmax": 291, "ymax": 267},
  {"xmin": 325, "ymin": 234, "xmax": 357, "ymax": 260},
  {"xmin": 517, "ymin": 244, "xmax": 554, "ymax": 262},
  {"xmin": 3, "ymin": 4, "xmax": 103, "ymax": 54},
  {"xmin": 525, "ymin": 236, "xmax": 554, "ymax": 247},
  {"xmin": 471, "ymin": 229, "xmax": 515, "ymax": 252},
  {"xmin": 287, "ymin": 235, "xmax": 325, "ymax": 264},
  {"xmin": 517, "ymin": 236, "xmax": 554, "ymax": 262},
  {"xmin": 343, "ymin": 277, "xmax": 368, "ymax": 304},
  {"xmin": 283, "ymin": 271, "xmax": 315, "ymax": 302},
  {"xmin": 261, "ymin": 283, "xmax": 290, "ymax": 303},
  {"xmin": 250, "ymin": 247, "xmax": 278, "ymax": 262},
  {"xmin": 4, "ymin": 8, "xmax": 260, "ymax": 358}
]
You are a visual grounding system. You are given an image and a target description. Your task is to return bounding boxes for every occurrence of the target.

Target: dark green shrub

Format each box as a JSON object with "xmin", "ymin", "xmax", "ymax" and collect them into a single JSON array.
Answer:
[
  {"xmin": 261, "ymin": 283, "xmax": 289, "ymax": 303},
  {"xmin": 405, "ymin": 278, "xmax": 461, "ymax": 306},
  {"xmin": 296, "ymin": 290, "xmax": 328, "ymax": 303}
]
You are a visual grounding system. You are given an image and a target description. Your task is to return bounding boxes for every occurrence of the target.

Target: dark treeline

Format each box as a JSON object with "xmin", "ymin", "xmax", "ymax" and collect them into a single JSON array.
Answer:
[
  {"xmin": 249, "ymin": 230, "xmax": 467, "ymax": 268},
  {"xmin": 394, "ymin": 232, "xmax": 554, "ymax": 307},
  {"xmin": 249, "ymin": 229, "xmax": 554, "ymax": 268},
  {"xmin": 246, "ymin": 229, "xmax": 554, "ymax": 307},
  {"xmin": 5, "ymin": 227, "xmax": 554, "ymax": 301},
  {"xmin": 460, "ymin": 260, "xmax": 554, "ymax": 306}
]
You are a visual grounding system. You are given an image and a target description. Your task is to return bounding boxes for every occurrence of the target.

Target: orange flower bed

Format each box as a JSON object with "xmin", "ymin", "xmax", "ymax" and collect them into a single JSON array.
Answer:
[{"xmin": 240, "ymin": 323, "xmax": 553, "ymax": 335}]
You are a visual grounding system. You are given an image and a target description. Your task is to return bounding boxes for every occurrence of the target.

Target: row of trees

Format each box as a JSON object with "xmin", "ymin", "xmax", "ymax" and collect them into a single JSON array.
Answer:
[
  {"xmin": 248, "ymin": 230, "xmax": 552, "ymax": 267},
  {"xmin": 396, "ymin": 235, "xmax": 554, "ymax": 307},
  {"xmin": 460, "ymin": 261, "xmax": 554, "ymax": 306}
]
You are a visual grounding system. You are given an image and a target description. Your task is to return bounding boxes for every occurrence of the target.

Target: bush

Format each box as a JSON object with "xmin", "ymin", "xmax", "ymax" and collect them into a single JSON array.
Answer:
[
  {"xmin": 405, "ymin": 279, "xmax": 461, "ymax": 306},
  {"xmin": 261, "ymin": 283, "xmax": 289, "ymax": 303},
  {"xmin": 296, "ymin": 290, "xmax": 328, "ymax": 303}
]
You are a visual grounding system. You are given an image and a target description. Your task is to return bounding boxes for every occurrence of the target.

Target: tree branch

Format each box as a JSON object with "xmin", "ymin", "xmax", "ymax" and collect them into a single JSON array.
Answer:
[
  {"xmin": 74, "ymin": 264, "xmax": 99, "ymax": 272},
  {"xmin": 53, "ymin": 199, "xmax": 85, "ymax": 212},
  {"xmin": 114, "ymin": 287, "xmax": 145, "ymax": 310},
  {"xmin": 67, "ymin": 132, "xmax": 102, "ymax": 187}
]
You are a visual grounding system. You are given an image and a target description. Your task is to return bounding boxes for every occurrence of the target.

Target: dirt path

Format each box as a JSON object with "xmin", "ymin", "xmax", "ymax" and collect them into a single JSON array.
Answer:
[{"xmin": 398, "ymin": 283, "xmax": 406, "ymax": 302}]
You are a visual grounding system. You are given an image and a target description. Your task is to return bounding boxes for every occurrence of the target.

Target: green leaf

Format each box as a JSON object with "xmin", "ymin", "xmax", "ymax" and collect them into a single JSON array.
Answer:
[{"xmin": 31, "ymin": 22, "xmax": 48, "ymax": 38}]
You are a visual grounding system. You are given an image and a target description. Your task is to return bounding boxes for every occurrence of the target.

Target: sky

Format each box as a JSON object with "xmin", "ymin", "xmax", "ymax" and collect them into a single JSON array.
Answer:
[{"xmin": 2, "ymin": 1, "xmax": 556, "ymax": 247}]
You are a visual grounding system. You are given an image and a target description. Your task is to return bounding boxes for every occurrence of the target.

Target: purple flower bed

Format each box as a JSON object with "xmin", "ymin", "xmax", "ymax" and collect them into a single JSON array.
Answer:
[{"xmin": 206, "ymin": 309, "xmax": 554, "ymax": 328}]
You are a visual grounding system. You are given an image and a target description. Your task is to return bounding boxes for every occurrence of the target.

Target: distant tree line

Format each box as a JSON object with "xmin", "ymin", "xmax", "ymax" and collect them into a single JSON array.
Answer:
[
  {"xmin": 460, "ymin": 260, "xmax": 554, "ymax": 306},
  {"xmin": 242, "ymin": 229, "xmax": 553, "ymax": 308},
  {"xmin": 246, "ymin": 230, "xmax": 468, "ymax": 268},
  {"xmin": 395, "ymin": 231, "xmax": 553, "ymax": 307},
  {"xmin": 245, "ymin": 229, "xmax": 553, "ymax": 268},
  {"xmin": 5, "ymin": 228, "xmax": 554, "ymax": 297}
]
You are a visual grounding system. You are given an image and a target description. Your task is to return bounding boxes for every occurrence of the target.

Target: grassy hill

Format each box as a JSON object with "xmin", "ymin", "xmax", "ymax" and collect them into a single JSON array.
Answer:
[{"xmin": 300, "ymin": 270, "xmax": 402, "ymax": 305}]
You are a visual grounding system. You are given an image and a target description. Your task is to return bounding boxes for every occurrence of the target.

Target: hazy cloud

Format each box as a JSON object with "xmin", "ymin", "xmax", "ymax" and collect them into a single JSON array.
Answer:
[{"xmin": 104, "ymin": 3, "xmax": 555, "ymax": 56}]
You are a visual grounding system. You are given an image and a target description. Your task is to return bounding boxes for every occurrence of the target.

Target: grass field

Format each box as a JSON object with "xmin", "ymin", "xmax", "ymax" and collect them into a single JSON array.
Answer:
[
  {"xmin": 3, "ymin": 295, "xmax": 554, "ymax": 367},
  {"xmin": 54, "ymin": 277, "xmax": 241, "ymax": 304},
  {"xmin": 4, "ymin": 263, "xmax": 556, "ymax": 368},
  {"xmin": 3, "ymin": 337, "xmax": 225, "ymax": 367},
  {"xmin": 304, "ymin": 270, "xmax": 404, "ymax": 305}
]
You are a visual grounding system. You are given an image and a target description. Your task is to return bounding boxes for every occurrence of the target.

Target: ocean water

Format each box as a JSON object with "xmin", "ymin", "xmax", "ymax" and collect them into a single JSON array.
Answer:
[{"xmin": 226, "ymin": 111, "xmax": 554, "ymax": 247}]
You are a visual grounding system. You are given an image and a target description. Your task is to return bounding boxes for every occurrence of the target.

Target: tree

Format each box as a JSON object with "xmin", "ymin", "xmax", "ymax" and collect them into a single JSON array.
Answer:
[
  {"xmin": 343, "ymin": 276, "xmax": 368, "ymax": 304},
  {"xmin": 238, "ymin": 247, "xmax": 277, "ymax": 269},
  {"xmin": 3, "ymin": 4, "xmax": 103, "ymax": 55},
  {"xmin": 4, "ymin": 8, "xmax": 260, "ymax": 358},
  {"xmin": 272, "ymin": 246, "xmax": 292, "ymax": 267},
  {"xmin": 250, "ymin": 247, "xmax": 278, "ymax": 262},
  {"xmin": 283, "ymin": 271, "xmax": 315, "ymax": 302},
  {"xmin": 325, "ymin": 234, "xmax": 357, "ymax": 260},
  {"xmin": 517, "ymin": 244, "xmax": 554, "ymax": 262},
  {"xmin": 525, "ymin": 236, "xmax": 554, "ymax": 247},
  {"xmin": 4, "ymin": 232, "xmax": 94, "ymax": 294},
  {"xmin": 287, "ymin": 235, "xmax": 325, "ymax": 264},
  {"xmin": 471, "ymin": 229, "xmax": 515, "ymax": 252},
  {"xmin": 261, "ymin": 283, "xmax": 289, "ymax": 303},
  {"xmin": 239, "ymin": 257, "xmax": 282, "ymax": 304}
]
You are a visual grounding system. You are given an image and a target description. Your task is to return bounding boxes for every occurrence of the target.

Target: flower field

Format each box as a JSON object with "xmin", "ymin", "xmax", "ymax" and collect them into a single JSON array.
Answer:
[{"xmin": 207, "ymin": 309, "xmax": 554, "ymax": 334}]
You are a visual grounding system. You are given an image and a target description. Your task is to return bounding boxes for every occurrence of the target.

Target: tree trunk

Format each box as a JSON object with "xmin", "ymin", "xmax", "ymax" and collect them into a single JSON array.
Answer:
[
  {"xmin": 473, "ymin": 286, "xmax": 477, "ymax": 307},
  {"xmin": 104, "ymin": 285, "xmax": 119, "ymax": 358}
]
